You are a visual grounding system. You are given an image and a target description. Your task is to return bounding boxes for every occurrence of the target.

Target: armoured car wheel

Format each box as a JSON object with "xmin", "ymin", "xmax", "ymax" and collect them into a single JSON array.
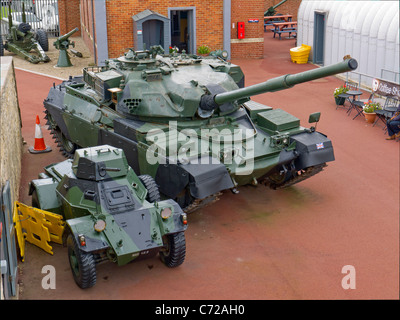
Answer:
[
  {"xmin": 31, "ymin": 189, "xmax": 41, "ymax": 208},
  {"xmin": 67, "ymin": 233, "xmax": 97, "ymax": 289},
  {"xmin": 139, "ymin": 175, "xmax": 161, "ymax": 202},
  {"xmin": 160, "ymin": 232, "xmax": 186, "ymax": 268}
]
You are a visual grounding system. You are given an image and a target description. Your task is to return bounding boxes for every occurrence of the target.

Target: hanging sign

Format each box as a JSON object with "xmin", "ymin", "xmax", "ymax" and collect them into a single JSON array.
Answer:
[
  {"xmin": 372, "ymin": 78, "xmax": 400, "ymax": 99},
  {"xmin": 248, "ymin": 19, "xmax": 259, "ymax": 23}
]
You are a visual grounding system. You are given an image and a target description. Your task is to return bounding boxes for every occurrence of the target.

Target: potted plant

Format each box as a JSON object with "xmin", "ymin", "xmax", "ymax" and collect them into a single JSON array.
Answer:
[
  {"xmin": 169, "ymin": 46, "xmax": 179, "ymax": 55},
  {"xmin": 197, "ymin": 45, "xmax": 211, "ymax": 56},
  {"xmin": 333, "ymin": 85, "xmax": 349, "ymax": 105},
  {"xmin": 363, "ymin": 101, "xmax": 382, "ymax": 124}
]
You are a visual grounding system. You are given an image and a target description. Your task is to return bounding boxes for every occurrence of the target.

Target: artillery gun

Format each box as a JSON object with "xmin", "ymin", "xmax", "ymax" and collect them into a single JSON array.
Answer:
[
  {"xmin": 0, "ymin": 2, "xmax": 49, "ymax": 63},
  {"xmin": 264, "ymin": 0, "xmax": 288, "ymax": 16},
  {"xmin": 53, "ymin": 27, "xmax": 79, "ymax": 67},
  {"xmin": 29, "ymin": 145, "xmax": 188, "ymax": 289},
  {"xmin": 43, "ymin": 46, "xmax": 357, "ymax": 213}
]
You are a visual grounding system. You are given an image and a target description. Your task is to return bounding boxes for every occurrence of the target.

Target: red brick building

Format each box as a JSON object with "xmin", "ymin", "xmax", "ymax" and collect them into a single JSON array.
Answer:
[{"xmin": 58, "ymin": 0, "xmax": 300, "ymax": 64}]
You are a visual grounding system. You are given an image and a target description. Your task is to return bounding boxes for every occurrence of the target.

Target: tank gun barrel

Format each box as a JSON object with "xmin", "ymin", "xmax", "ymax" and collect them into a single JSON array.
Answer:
[{"xmin": 214, "ymin": 58, "xmax": 358, "ymax": 106}]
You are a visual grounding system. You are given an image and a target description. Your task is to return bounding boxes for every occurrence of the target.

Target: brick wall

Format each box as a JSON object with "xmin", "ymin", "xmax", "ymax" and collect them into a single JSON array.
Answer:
[
  {"xmin": 105, "ymin": 0, "xmax": 225, "ymax": 58},
  {"xmin": 264, "ymin": 0, "xmax": 301, "ymax": 21},
  {"xmin": 58, "ymin": 0, "xmax": 267, "ymax": 60},
  {"xmin": 58, "ymin": 0, "xmax": 82, "ymax": 37},
  {"xmin": 79, "ymin": 0, "xmax": 96, "ymax": 57},
  {"xmin": 230, "ymin": 0, "xmax": 264, "ymax": 59}
]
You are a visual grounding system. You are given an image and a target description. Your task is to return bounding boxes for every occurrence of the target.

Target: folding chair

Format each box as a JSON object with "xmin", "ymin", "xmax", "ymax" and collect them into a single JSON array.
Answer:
[
  {"xmin": 336, "ymin": 81, "xmax": 358, "ymax": 110},
  {"xmin": 374, "ymin": 96, "xmax": 400, "ymax": 131}
]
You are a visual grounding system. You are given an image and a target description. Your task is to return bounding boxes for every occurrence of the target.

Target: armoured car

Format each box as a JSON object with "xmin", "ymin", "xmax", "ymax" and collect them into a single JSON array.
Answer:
[{"xmin": 29, "ymin": 145, "xmax": 188, "ymax": 288}]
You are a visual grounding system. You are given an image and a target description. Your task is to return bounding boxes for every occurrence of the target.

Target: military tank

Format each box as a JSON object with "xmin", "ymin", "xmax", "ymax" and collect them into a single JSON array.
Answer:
[
  {"xmin": 29, "ymin": 145, "xmax": 188, "ymax": 289},
  {"xmin": 43, "ymin": 45, "xmax": 358, "ymax": 212}
]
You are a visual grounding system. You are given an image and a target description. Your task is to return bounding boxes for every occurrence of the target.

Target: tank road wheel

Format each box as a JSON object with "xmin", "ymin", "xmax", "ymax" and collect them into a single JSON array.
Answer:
[
  {"xmin": 267, "ymin": 164, "xmax": 326, "ymax": 190},
  {"xmin": 160, "ymin": 232, "xmax": 186, "ymax": 268},
  {"xmin": 139, "ymin": 174, "xmax": 161, "ymax": 203},
  {"xmin": 67, "ymin": 233, "xmax": 97, "ymax": 289},
  {"xmin": 267, "ymin": 166, "xmax": 293, "ymax": 189},
  {"xmin": 59, "ymin": 133, "xmax": 77, "ymax": 158}
]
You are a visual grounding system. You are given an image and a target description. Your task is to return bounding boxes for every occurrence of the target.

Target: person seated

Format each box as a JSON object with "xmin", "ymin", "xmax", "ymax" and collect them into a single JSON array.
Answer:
[{"xmin": 386, "ymin": 105, "xmax": 400, "ymax": 140}]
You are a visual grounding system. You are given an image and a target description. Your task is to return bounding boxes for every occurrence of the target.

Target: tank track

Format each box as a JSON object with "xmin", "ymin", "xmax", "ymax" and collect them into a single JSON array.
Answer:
[
  {"xmin": 183, "ymin": 192, "xmax": 222, "ymax": 213},
  {"xmin": 44, "ymin": 110, "xmax": 76, "ymax": 158},
  {"xmin": 267, "ymin": 163, "xmax": 327, "ymax": 190}
]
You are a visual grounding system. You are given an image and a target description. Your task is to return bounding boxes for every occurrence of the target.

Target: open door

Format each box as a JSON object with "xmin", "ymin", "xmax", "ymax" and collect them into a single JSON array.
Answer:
[{"xmin": 169, "ymin": 8, "xmax": 195, "ymax": 54}]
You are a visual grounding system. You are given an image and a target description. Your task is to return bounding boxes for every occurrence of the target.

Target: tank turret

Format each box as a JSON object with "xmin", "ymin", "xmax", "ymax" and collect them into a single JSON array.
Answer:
[
  {"xmin": 199, "ymin": 58, "xmax": 357, "ymax": 116},
  {"xmin": 71, "ymin": 145, "xmax": 129, "ymax": 181},
  {"xmin": 43, "ymin": 47, "xmax": 358, "ymax": 212}
]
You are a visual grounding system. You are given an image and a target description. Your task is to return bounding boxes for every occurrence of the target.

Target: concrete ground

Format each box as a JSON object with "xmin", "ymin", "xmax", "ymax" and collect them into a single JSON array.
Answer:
[{"xmin": 14, "ymin": 32, "xmax": 399, "ymax": 300}]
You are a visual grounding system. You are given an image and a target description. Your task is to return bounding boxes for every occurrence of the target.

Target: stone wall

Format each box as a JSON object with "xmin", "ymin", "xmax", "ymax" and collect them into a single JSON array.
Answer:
[{"xmin": 0, "ymin": 56, "xmax": 23, "ymax": 203}]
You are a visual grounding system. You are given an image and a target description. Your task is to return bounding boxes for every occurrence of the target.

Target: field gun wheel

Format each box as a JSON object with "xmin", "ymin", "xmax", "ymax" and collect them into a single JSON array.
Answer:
[
  {"xmin": 160, "ymin": 232, "xmax": 186, "ymax": 268},
  {"xmin": 139, "ymin": 174, "xmax": 161, "ymax": 203},
  {"xmin": 67, "ymin": 233, "xmax": 97, "ymax": 289},
  {"xmin": 36, "ymin": 29, "xmax": 49, "ymax": 51}
]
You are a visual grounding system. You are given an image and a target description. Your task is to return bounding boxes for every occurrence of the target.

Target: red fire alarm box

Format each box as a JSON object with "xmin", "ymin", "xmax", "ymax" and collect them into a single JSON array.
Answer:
[{"xmin": 237, "ymin": 22, "xmax": 245, "ymax": 39}]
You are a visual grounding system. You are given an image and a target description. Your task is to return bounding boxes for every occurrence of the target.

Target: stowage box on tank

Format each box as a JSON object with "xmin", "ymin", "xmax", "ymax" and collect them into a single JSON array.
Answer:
[
  {"xmin": 43, "ymin": 45, "xmax": 358, "ymax": 212},
  {"xmin": 29, "ymin": 145, "xmax": 188, "ymax": 289}
]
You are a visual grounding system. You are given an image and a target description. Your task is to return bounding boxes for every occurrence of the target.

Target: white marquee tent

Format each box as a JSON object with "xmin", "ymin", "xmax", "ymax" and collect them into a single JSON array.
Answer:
[{"xmin": 297, "ymin": 0, "xmax": 399, "ymax": 87}]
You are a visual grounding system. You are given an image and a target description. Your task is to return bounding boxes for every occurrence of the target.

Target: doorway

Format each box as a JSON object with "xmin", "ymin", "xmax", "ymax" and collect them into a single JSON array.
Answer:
[
  {"xmin": 143, "ymin": 19, "xmax": 164, "ymax": 50},
  {"xmin": 169, "ymin": 8, "xmax": 195, "ymax": 54},
  {"xmin": 313, "ymin": 12, "xmax": 325, "ymax": 65}
]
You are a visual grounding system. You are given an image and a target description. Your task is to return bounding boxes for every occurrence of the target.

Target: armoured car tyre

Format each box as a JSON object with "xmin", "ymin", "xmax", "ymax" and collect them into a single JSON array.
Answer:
[
  {"xmin": 139, "ymin": 175, "xmax": 161, "ymax": 202},
  {"xmin": 160, "ymin": 232, "xmax": 186, "ymax": 268},
  {"xmin": 36, "ymin": 29, "xmax": 49, "ymax": 51},
  {"xmin": 67, "ymin": 233, "xmax": 97, "ymax": 289},
  {"xmin": 31, "ymin": 189, "xmax": 41, "ymax": 209}
]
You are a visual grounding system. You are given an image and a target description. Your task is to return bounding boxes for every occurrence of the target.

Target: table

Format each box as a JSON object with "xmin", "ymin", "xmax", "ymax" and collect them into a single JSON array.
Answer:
[
  {"xmin": 345, "ymin": 90, "xmax": 363, "ymax": 119},
  {"xmin": 264, "ymin": 15, "xmax": 293, "ymax": 31},
  {"xmin": 374, "ymin": 106, "xmax": 399, "ymax": 130},
  {"xmin": 264, "ymin": 15, "xmax": 293, "ymax": 22},
  {"xmin": 271, "ymin": 21, "xmax": 297, "ymax": 39}
]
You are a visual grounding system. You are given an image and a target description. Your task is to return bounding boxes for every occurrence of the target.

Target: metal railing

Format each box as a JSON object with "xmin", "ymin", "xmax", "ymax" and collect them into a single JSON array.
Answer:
[
  {"xmin": 381, "ymin": 69, "xmax": 399, "ymax": 84},
  {"xmin": 1, "ymin": 0, "xmax": 59, "ymax": 37},
  {"xmin": 343, "ymin": 69, "xmax": 399, "ymax": 93}
]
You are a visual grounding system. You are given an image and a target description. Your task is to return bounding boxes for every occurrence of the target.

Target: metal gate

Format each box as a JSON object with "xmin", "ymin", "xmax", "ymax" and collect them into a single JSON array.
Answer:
[
  {"xmin": 1, "ymin": 0, "xmax": 59, "ymax": 37},
  {"xmin": 0, "ymin": 181, "xmax": 18, "ymax": 299}
]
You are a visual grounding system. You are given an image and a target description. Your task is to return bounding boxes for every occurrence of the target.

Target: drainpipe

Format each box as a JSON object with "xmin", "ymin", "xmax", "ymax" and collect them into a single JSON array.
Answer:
[
  {"xmin": 91, "ymin": 0, "xmax": 97, "ymax": 65},
  {"xmin": 223, "ymin": 0, "xmax": 231, "ymax": 59}
]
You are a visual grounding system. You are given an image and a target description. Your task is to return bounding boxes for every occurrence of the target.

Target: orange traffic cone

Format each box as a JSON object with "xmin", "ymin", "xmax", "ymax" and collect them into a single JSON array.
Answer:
[{"xmin": 28, "ymin": 115, "xmax": 52, "ymax": 154}]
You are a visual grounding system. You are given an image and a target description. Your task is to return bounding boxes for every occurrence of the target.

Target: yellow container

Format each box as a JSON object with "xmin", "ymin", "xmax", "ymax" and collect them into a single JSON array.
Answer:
[{"xmin": 290, "ymin": 44, "xmax": 311, "ymax": 64}]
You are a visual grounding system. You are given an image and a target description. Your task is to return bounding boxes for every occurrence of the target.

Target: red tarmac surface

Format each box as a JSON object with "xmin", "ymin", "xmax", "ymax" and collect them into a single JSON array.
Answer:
[{"xmin": 15, "ymin": 34, "xmax": 399, "ymax": 300}]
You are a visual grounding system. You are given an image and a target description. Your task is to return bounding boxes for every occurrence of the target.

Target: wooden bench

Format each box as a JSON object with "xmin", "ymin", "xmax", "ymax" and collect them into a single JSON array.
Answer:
[{"xmin": 271, "ymin": 21, "xmax": 297, "ymax": 39}]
